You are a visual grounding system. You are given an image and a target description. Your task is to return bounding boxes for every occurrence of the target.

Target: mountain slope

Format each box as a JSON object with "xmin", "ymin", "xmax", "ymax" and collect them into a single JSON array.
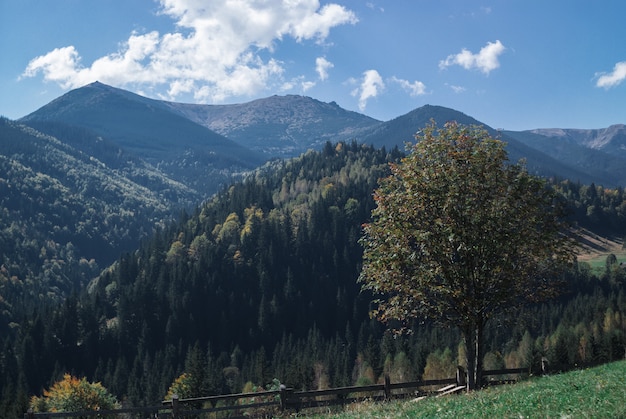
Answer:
[
  {"xmin": 20, "ymin": 82, "xmax": 265, "ymax": 196},
  {"xmin": 505, "ymin": 127, "xmax": 626, "ymax": 186},
  {"xmin": 358, "ymin": 105, "xmax": 600, "ymax": 185},
  {"xmin": 164, "ymin": 95, "xmax": 382, "ymax": 157},
  {"xmin": 0, "ymin": 118, "xmax": 194, "ymax": 330},
  {"xmin": 529, "ymin": 124, "xmax": 626, "ymax": 156},
  {"xmin": 358, "ymin": 104, "xmax": 482, "ymax": 148}
]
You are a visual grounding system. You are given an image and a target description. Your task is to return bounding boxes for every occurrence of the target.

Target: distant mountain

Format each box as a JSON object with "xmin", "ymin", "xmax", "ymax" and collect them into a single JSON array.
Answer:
[
  {"xmin": 357, "ymin": 105, "xmax": 602, "ymax": 186},
  {"xmin": 20, "ymin": 82, "xmax": 265, "ymax": 197},
  {"xmin": 504, "ymin": 125, "xmax": 626, "ymax": 187},
  {"xmin": 528, "ymin": 125, "xmax": 626, "ymax": 156},
  {"xmin": 16, "ymin": 82, "xmax": 626, "ymax": 189},
  {"xmin": 164, "ymin": 95, "xmax": 381, "ymax": 157},
  {"xmin": 358, "ymin": 104, "xmax": 482, "ymax": 148}
]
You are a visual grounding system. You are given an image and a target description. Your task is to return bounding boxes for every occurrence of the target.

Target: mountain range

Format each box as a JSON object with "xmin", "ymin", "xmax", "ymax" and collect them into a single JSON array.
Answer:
[
  {"xmin": 2, "ymin": 81, "xmax": 625, "ymax": 309},
  {"xmin": 18, "ymin": 82, "xmax": 626, "ymax": 191}
]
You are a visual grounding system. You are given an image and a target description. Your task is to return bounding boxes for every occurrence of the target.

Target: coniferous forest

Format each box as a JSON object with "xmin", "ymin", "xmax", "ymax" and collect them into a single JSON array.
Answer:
[{"xmin": 1, "ymin": 141, "xmax": 626, "ymax": 416}]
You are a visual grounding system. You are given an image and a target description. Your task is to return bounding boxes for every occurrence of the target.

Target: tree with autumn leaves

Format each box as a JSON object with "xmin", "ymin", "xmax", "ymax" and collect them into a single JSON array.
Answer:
[
  {"xmin": 29, "ymin": 374, "xmax": 119, "ymax": 414},
  {"xmin": 359, "ymin": 122, "xmax": 577, "ymax": 390}
]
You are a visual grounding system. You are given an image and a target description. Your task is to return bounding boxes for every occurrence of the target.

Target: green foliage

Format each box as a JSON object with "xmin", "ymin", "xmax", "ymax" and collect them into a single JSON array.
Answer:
[
  {"xmin": 550, "ymin": 179, "xmax": 626, "ymax": 235},
  {"xmin": 359, "ymin": 122, "xmax": 578, "ymax": 389},
  {"xmin": 30, "ymin": 373, "xmax": 119, "ymax": 413},
  {"xmin": 422, "ymin": 348, "xmax": 457, "ymax": 381}
]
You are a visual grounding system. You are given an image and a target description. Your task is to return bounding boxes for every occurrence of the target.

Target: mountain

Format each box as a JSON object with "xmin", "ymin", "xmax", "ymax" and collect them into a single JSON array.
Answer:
[
  {"xmin": 504, "ymin": 126, "xmax": 626, "ymax": 186},
  {"xmin": 357, "ymin": 105, "xmax": 602, "ymax": 186},
  {"xmin": 0, "ymin": 117, "xmax": 196, "ymax": 329},
  {"xmin": 528, "ymin": 125, "xmax": 626, "ymax": 156},
  {"xmin": 18, "ymin": 82, "xmax": 626, "ymax": 188},
  {"xmin": 164, "ymin": 94, "xmax": 381, "ymax": 157},
  {"xmin": 20, "ymin": 82, "xmax": 265, "ymax": 197},
  {"xmin": 358, "ymin": 104, "xmax": 483, "ymax": 148}
]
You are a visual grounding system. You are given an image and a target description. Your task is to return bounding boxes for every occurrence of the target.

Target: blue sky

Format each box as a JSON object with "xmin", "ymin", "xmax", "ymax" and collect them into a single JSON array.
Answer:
[{"xmin": 1, "ymin": 0, "xmax": 625, "ymax": 130}]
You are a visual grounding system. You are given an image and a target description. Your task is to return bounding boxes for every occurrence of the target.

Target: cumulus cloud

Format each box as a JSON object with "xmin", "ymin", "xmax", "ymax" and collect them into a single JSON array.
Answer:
[
  {"xmin": 439, "ymin": 40, "xmax": 506, "ymax": 74},
  {"xmin": 315, "ymin": 57, "xmax": 333, "ymax": 81},
  {"xmin": 20, "ymin": 0, "xmax": 357, "ymax": 102},
  {"xmin": 596, "ymin": 61, "xmax": 626, "ymax": 89},
  {"xmin": 390, "ymin": 76, "xmax": 426, "ymax": 96},
  {"xmin": 351, "ymin": 69, "xmax": 384, "ymax": 111}
]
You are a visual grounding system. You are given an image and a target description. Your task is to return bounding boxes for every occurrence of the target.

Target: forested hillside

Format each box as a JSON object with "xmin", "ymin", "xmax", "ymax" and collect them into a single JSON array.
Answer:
[
  {"xmin": 20, "ymin": 82, "xmax": 265, "ymax": 197},
  {"xmin": 1, "ymin": 142, "xmax": 625, "ymax": 417},
  {"xmin": 0, "ymin": 117, "xmax": 199, "ymax": 335}
]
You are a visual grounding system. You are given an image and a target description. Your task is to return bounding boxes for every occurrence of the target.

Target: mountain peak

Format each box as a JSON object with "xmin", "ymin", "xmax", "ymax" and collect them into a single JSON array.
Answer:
[{"xmin": 164, "ymin": 94, "xmax": 381, "ymax": 157}]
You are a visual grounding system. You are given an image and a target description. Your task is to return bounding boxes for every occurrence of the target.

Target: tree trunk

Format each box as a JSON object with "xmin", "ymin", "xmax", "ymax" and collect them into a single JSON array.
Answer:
[
  {"xmin": 475, "ymin": 321, "xmax": 485, "ymax": 389},
  {"xmin": 462, "ymin": 325, "xmax": 476, "ymax": 391},
  {"xmin": 462, "ymin": 321, "xmax": 485, "ymax": 391}
]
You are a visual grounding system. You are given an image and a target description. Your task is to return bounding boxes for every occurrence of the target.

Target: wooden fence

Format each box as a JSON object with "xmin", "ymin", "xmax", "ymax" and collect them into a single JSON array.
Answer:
[{"xmin": 24, "ymin": 367, "xmax": 529, "ymax": 418}]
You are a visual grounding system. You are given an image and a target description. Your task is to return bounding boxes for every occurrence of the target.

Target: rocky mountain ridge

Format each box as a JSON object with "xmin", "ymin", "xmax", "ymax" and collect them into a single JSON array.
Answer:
[
  {"xmin": 163, "ymin": 94, "xmax": 381, "ymax": 157},
  {"xmin": 529, "ymin": 124, "xmax": 626, "ymax": 154}
]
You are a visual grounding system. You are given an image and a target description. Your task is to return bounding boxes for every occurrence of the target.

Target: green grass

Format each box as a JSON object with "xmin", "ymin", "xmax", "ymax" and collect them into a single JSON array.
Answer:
[
  {"xmin": 304, "ymin": 360, "xmax": 626, "ymax": 419},
  {"xmin": 584, "ymin": 254, "xmax": 625, "ymax": 271}
]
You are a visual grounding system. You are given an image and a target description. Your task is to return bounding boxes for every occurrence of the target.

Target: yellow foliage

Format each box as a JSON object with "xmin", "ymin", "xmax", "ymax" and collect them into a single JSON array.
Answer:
[
  {"xmin": 165, "ymin": 372, "xmax": 193, "ymax": 400},
  {"xmin": 422, "ymin": 348, "xmax": 457, "ymax": 381},
  {"xmin": 30, "ymin": 373, "xmax": 119, "ymax": 413},
  {"xmin": 165, "ymin": 240, "xmax": 185, "ymax": 263}
]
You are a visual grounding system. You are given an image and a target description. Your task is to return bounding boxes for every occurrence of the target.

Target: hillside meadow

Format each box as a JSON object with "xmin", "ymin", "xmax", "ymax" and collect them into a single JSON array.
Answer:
[{"xmin": 303, "ymin": 360, "xmax": 626, "ymax": 419}]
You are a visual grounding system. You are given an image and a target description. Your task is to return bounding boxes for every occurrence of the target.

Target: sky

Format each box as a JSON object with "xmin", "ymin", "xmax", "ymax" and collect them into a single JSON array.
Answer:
[{"xmin": 1, "ymin": 0, "xmax": 625, "ymax": 131}]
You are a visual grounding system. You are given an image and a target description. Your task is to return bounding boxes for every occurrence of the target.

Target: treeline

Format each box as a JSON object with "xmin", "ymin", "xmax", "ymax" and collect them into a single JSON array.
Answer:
[
  {"xmin": 554, "ymin": 178, "xmax": 626, "ymax": 236},
  {"xmin": 1, "ymin": 141, "xmax": 625, "ymax": 416}
]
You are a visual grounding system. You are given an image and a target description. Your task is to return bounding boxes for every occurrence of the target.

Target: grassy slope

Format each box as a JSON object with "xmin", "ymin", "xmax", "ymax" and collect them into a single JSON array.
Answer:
[
  {"xmin": 308, "ymin": 360, "xmax": 626, "ymax": 419},
  {"xmin": 575, "ymin": 229, "xmax": 625, "ymax": 268}
]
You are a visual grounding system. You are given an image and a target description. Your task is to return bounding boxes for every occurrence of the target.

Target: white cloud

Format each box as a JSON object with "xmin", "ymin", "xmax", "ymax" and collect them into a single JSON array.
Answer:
[
  {"xmin": 390, "ymin": 76, "xmax": 426, "ymax": 96},
  {"xmin": 596, "ymin": 61, "xmax": 626, "ymax": 89},
  {"xmin": 315, "ymin": 57, "xmax": 333, "ymax": 81},
  {"xmin": 302, "ymin": 81, "xmax": 316, "ymax": 91},
  {"xmin": 21, "ymin": 0, "xmax": 357, "ymax": 102},
  {"xmin": 439, "ymin": 40, "xmax": 506, "ymax": 74},
  {"xmin": 445, "ymin": 83, "xmax": 466, "ymax": 93},
  {"xmin": 366, "ymin": 2, "xmax": 384, "ymax": 12},
  {"xmin": 21, "ymin": 46, "xmax": 83, "ymax": 88},
  {"xmin": 351, "ymin": 69, "xmax": 384, "ymax": 111}
]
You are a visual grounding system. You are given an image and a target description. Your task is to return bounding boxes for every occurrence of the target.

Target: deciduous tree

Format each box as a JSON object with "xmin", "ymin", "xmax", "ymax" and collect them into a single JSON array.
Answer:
[
  {"xmin": 29, "ymin": 373, "xmax": 119, "ymax": 413},
  {"xmin": 359, "ymin": 122, "xmax": 577, "ymax": 390}
]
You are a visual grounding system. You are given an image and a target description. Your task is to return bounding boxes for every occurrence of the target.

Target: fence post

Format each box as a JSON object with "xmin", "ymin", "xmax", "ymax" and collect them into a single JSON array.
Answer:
[
  {"xmin": 384, "ymin": 374, "xmax": 391, "ymax": 400},
  {"xmin": 279, "ymin": 384, "xmax": 288, "ymax": 411},
  {"xmin": 171, "ymin": 394, "xmax": 180, "ymax": 419},
  {"xmin": 456, "ymin": 366, "xmax": 466, "ymax": 387},
  {"xmin": 24, "ymin": 408, "xmax": 34, "ymax": 419},
  {"xmin": 541, "ymin": 357, "xmax": 549, "ymax": 375}
]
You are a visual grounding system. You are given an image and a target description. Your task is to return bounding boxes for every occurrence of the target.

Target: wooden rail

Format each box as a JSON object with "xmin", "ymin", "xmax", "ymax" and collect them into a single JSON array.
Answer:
[{"xmin": 25, "ymin": 367, "xmax": 529, "ymax": 418}]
